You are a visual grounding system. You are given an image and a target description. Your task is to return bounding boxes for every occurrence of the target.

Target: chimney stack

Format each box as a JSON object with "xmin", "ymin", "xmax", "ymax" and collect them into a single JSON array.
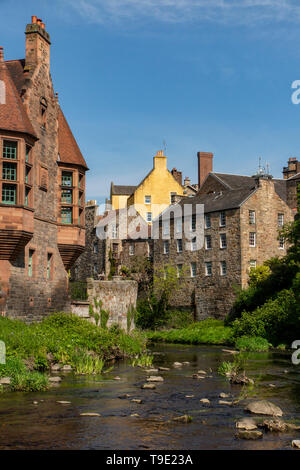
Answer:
[
  {"xmin": 171, "ymin": 168, "xmax": 182, "ymax": 186},
  {"xmin": 197, "ymin": 151, "xmax": 213, "ymax": 188},
  {"xmin": 25, "ymin": 15, "xmax": 51, "ymax": 68},
  {"xmin": 153, "ymin": 150, "xmax": 167, "ymax": 170},
  {"xmin": 282, "ymin": 157, "xmax": 300, "ymax": 180}
]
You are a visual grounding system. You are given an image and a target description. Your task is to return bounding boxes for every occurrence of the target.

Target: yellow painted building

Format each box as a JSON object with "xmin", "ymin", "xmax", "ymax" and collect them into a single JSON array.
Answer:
[{"xmin": 110, "ymin": 150, "xmax": 184, "ymax": 223}]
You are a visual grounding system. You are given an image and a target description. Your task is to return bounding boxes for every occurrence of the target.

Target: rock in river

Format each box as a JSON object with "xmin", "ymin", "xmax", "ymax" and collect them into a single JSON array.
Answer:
[
  {"xmin": 147, "ymin": 376, "xmax": 164, "ymax": 383},
  {"xmin": 245, "ymin": 401, "xmax": 283, "ymax": 417},
  {"xmin": 292, "ymin": 440, "xmax": 300, "ymax": 449},
  {"xmin": 49, "ymin": 376, "xmax": 62, "ymax": 383},
  {"xmin": 236, "ymin": 430, "xmax": 263, "ymax": 440},
  {"xmin": 80, "ymin": 413, "xmax": 101, "ymax": 417},
  {"xmin": 200, "ymin": 399, "xmax": 210, "ymax": 405},
  {"xmin": 158, "ymin": 367, "xmax": 170, "ymax": 371},
  {"xmin": 0, "ymin": 377, "xmax": 11, "ymax": 385},
  {"xmin": 220, "ymin": 393, "xmax": 230, "ymax": 399},
  {"xmin": 141, "ymin": 383, "xmax": 156, "ymax": 390},
  {"xmin": 173, "ymin": 362, "xmax": 182, "ymax": 368},
  {"xmin": 236, "ymin": 418, "xmax": 258, "ymax": 431},
  {"xmin": 131, "ymin": 399, "xmax": 143, "ymax": 404},
  {"xmin": 173, "ymin": 415, "xmax": 193, "ymax": 423}
]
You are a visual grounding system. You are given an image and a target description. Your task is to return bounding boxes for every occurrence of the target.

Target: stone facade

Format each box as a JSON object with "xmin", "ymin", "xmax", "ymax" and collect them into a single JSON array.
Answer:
[
  {"xmin": 0, "ymin": 17, "xmax": 88, "ymax": 320},
  {"xmin": 87, "ymin": 277, "xmax": 137, "ymax": 330},
  {"xmin": 153, "ymin": 172, "xmax": 293, "ymax": 319}
]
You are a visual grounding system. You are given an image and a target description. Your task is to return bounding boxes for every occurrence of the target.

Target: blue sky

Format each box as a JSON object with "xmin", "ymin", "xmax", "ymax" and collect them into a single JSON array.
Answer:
[{"xmin": 2, "ymin": 0, "xmax": 300, "ymax": 204}]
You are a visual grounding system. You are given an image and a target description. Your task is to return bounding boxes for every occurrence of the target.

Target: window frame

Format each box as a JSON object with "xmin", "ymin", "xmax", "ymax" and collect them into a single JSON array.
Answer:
[
  {"xmin": 220, "ymin": 211, "xmax": 226, "ymax": 227},
  {"xmin": 205, "ymin": 261, "xmax": 212, "ymax": 277},
  {"xmin": 249, "ymin": 232, "xmax": 256, "ymax": 247}
]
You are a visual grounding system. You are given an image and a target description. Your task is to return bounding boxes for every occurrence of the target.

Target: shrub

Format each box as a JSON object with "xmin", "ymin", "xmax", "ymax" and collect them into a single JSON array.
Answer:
[{"xmin": 235, "ymin": 336, "xmax": 270, "ymax": 352}]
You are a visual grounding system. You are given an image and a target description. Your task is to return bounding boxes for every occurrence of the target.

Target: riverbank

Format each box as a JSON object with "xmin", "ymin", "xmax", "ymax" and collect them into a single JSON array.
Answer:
[{"xmin": 0, "ymin": 313, "xmax": 147, "ymax": 392}]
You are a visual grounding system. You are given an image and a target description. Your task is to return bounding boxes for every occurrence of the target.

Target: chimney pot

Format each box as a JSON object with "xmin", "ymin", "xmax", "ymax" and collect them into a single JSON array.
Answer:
[
  {"xmin": 37, "ymin": 18, "xmax": 42, "ymax": 25},
  {"xmin": 41, "ymin": 22, "xmax": 45, "ymax": 29},
  {"xmin": 0, "ymin": 47, "xmax": 3, "ymax": 62},
  {"xmin": 32, "ymin": 15, "xmax": 37, "ymax": 24}
]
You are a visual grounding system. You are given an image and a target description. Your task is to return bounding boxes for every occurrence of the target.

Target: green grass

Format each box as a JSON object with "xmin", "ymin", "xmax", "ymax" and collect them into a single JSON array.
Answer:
[
  {"xmin": 0, "ymin": 313, "xmax": 147, "ymax": 391},
  {"xmin": 146, "ymin": 319, "xmax": 233, "ymax": 345}
]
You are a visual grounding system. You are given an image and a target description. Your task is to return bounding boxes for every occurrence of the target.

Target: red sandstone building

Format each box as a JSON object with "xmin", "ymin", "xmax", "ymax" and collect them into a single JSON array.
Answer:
[{"xmin": 0, "ymin": 16, "xmax": 88, "ymax": 319}]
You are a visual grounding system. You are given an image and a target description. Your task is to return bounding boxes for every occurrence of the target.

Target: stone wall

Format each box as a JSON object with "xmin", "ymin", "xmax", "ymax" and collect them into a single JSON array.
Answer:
[{"xmin": 87, "ymin": 277, "xmax": 137, "ymax": 331}]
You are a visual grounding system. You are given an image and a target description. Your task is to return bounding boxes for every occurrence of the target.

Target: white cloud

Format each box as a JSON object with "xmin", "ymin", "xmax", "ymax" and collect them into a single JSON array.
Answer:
[{"xmin": 64, "ymin": 0, "xmax": 300, "ymax": 25}]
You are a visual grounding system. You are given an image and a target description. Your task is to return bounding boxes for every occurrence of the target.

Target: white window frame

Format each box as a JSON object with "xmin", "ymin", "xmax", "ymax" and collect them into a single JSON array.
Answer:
[
  {"xmin": 177, "ymin": 239, "xmax": 183, "ymax": 253},
  {"xmin": 191, "ymin": 237, "xmax": 197, "ymax": 251},
  {"xmin": 249, "ymin": 210, "xmax": 255, "ymax": 225},
  {"xmin": 205, "ymin": 214, "xmax": 211, "ymax": 229},
  {"xmin": 220, "ymin": 233, "xmax": 227, "ymax": 249},
  {"xmin": 145, "ymin": 195, "xmax": 151, "ymax": 205},
  {"xmin": 279, "ymin": 237, "xmax": 285, "ymax": 249},
  {"xmin": 205, "ymin": 262, "xmax": 212, "ymax": 277},
  {"xmin": 163, "ymin": 220, "xmax": 170, "ymax": 237},
  {"xmin": 249, "ymin": 232, "xmax": 256, "ymax": 247},
  {"xmin": 146, "ymin": 212, "xmax": 152, "ymax": 223},
  {"xmin": 129, "ymin": 244, "xmax": 135, "ymax": 256},
  {"xmin": 205, "ymin": 235, "xmax": 212, "ymax": 250},
  {"xmin": 220, "ymin": 261, "xmax": 227, "ymax": 276},
  {"xmin": 191, "ymin": 262, "xmax": 197, "ymax": 278},
  {"xmin": 220, "ymin": 211, "xmax": 226, "ymax": 227},
  {"xmin": 177, "ymin": 264, "xmax": 183, "ymax": 278},
  {"xmin": 249, "ymin": 260, "xmax": 257, "ymax": 270},
  {"xmin": 163, "ymin": 240, "xmax": 169, "ymax": 255},
  {"xmin": 112, "ymin": 225, "xmax": 118, "ymax": 239},
  {"xmin": 93, "ymin": 242, "xmax": 98, "ymax": 254},
  {"xmin": 176, "ymin": 218, "xmax": 182, "ymax": 234},
  {"xmin": 278, "ymin": 213, "xmax": 284, "ymax": 227}
]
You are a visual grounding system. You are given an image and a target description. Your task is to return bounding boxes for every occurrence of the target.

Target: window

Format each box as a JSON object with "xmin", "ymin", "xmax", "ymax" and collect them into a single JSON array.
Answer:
[
  {"xmin": 25, "ymin": 166, "xmax": 31, "ymax": 184},
  {"xmin": 220, "ymin": 211, "xmax": 226, "ymax": 227},
  {"xmin": 2, "ymin": 184, "xmax": 16, "ymax": 204},
  {"xmin": 145, "ymin": 195, "xmax": 151, "ymax": 205},
  {"xmin": 28, "ymin": 249, "xmax": 34, "ymax": 278},
  {"xmin": 163, "ymin": 221, "xmax": 170, "ymax": 237},
  {"xmin": 205, "ymin": 261, "xmax": 212, "ymax": 276},
  {"xmin": 93, "ymin": 242, "xmax": 98, "ymax": 254},
  {"xmin": 26, "ymin": 145, "xmax": 31, "ymax": 163},
  {"xmin": 111, "ymin": 225, "xmax": 118, "ymax": 239},
  {"xmin": 205, "ymin": 235, "xmax": 212, "ymax": 250},
  {"xmin": 129, "ymin": 244, "xmax": 135, "ymax": 256},
  {"xmin": 47, "ymin": 253, "xmax": 53, "ymax": 280},
  {"xmin": 79, "ymin": 192, "xmax": 83, "ymax": 206},
  {"xmin": 61, "ymin": 207, "xmax": 72, "ymax": 224},
  {"xmin": 61, "ymin": 189, "xmax": 72, "ymax": 204},
  {"xmin": 249, "ymin": 232, "xmax": 256, "ymax": 247},
  {"xmin": 191, "ymin": 237, "xmax": 197, "ymax": 251},
  {"xmin": 205, "ymin": 214, "xmax": 211, "ymax": 229},
  {"xmin": 62, "ymin": 171, "xmax": 73, "ymax": 187},
  {"xmin": 278, "ymin": 213, "xmax": 284, "ymax": 227},
  {"xmin": 191, "ymin": 262, "xmax": 197, "ymax": 278},
  {"xmin": 249, "ymin": 210, "xmax": 255, "ymax": 225},
  {"xmin": 93, "ymin": 263, "xmax": 98, "ymax": 275},
  {"xmin": 220, "ymin": 233, "xmax": 227, "ymax": 249},
  {"xmin": 177, "ymin": 264, "xmax": 183, "ymax": 278},
  {"xmin": 78, "ymin": 174, "xmax": 83, "ymax": 189},
  {"xmin": 191, "ymin": 214, "xmax": 196, "ymax": 232},
  {"xmin": 3, "ymin": 140, "xmax": 17, "ymax": 159},
  {"xmin": 163, "ymin": 240, "xmax": 169, "ymax": 255},
  {"xmin": 249, "ymin": 260, "xmax": 257, "ymax": 270},
  {"xmin": 220, "ymin": 261, "xmax": 227, "ymax": 276},
  {"xmin": 279, "ymin": 237, "xmax": 285, "ymax": 249},
  {"xmin": 25, "ymin": 187, "xmax": 30, "ymax": 207},
  {"xmin": 176, "ymin": 218, "xmax": 182, "ymax": 234},
  {"xmin": 79, "ymin": 209, "xmax": 83, "ymax": 225},
  {"xmin": 177, "ymin": 239, "xmax": 183, "ymax": 253},
  {"xmin": 2, "ymin": 162, "xmax": 17, "ymax": 181},
  {"xmin": 146, "ymin": 212, "xmax": 152, "ymax": 223}
]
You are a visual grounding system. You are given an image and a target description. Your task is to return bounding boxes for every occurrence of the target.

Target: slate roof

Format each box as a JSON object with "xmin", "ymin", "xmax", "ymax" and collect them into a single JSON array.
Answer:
[
  {"xmin": 111, "ymin": 185, "xmax": 137, "ymax": 196},
  {"xmin": 287, "ymin": 172, "xmax": 300, "ymax": 181},
  {"xmin": 0, "ymin": 59, "xmax": 37, "ymax": 138},
  {"xmin": 58, "ymin": 108, "xmax": 88, "ymax": 169}
]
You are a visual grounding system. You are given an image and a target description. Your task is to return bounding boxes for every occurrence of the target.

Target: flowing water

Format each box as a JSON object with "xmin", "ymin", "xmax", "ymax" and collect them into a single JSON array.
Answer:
[{"xmin": 0, "ymin": 344, "xmax": 299, "ymax": 450}]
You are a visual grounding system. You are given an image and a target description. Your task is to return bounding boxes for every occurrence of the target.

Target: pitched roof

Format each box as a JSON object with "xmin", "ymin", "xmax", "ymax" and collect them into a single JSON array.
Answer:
[
  {"xmin": 58, "ymin": 108, "xmax": 88, "ymax": 169},
  {"xmin": 180, "ymin": 187, "xmax": 255, "ymax": 214},
  {"xmin": 0, "ymin": 60, "xmax": 37, "ymax": 138},
  {"xmin": 287, "ymin": 172, "xmax": 300, "ymax": 181},
  {"xmin": 111, "ymin": 185, "xmax": 137, "ymax": 196},
  {"xmin": 5, "ymin": 59, "xmax": 26, "ymax": 95}
]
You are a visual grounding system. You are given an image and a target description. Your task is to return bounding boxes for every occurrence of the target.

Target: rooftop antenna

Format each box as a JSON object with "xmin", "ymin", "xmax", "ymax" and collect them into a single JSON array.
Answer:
[{"xmin": 163, "ymin": 140, "xmax": 167, "ymax": 154}]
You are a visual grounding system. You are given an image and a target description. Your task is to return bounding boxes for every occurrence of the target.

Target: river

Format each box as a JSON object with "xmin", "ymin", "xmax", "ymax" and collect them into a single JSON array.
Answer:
[{"xmin": 0, "ymin": 344, "xmax": 299, "ymax": 450}]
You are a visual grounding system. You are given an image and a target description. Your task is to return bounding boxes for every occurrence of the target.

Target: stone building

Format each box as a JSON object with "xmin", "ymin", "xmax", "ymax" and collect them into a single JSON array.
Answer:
[
  {"xmin": 153, "ymin": 153, "xmax": 294, "ymax": 319},
  {"xmin": 0, "ymin": 16, "xmax": 88, "ymax": 320}
]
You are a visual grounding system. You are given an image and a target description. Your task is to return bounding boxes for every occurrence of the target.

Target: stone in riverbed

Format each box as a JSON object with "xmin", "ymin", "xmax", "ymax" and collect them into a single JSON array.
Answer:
[
  {"xmin": 57, "ymin": 401, "xmax": 71, "ymax": 405},
  {"xmin": 230, "ymin": 374, "xmax": 254, "ymax": 385},
  {"xmin": 114, "ymin": 376, "xmax": 121, "ymax": 381},
  {"xmin": 147, "ymin": 376, "xmax": 164, "ymax": 382},
  {"xmin": 192, "ymin": 374, "xmax": 205, "ymax": 379},
  {"xmin": 173, "ymin": 415, "xmax": 193, "ymax": 423},
  {"xmin": 219, "ymin": 400, "xmax": 233, "ymax": 406},
  {"xmin": 141, "ymin": 383, "xmax": 156, "ymax": 390},
  {"xmin": 61, "ymin": 365, "xmax": 72, "ymax": 371},
  {"xmin": 185, "ymin": 395, "xmax": 194, "ymax": 398},
  {"xmin": 236, "ymin": 418, "xmax": 258, "ymax": 431},
  {"xmin": 236, "ymin": 430, "xmax": 263, "ymax": 440},
  {"xmin": 0, "ymin": 377, "xmax": 11, "ymax": 385},
  {"xmin": 200, "ymin": 398, "xmax": 210, "ymax": 405},
  {"xmin": 292, "ymin": 440, "xmax": 300, "ymax": 449},
  {"xmin": 33, "ymin": 401, "xmax": 38, "ymax": 405},
  {"xmin": 182, "ymin": 362, "xmax": 190, "ymax": 365},
  {"xmin": 197, "ymin": 370, "xmax": 207, "ymax": 375},
  {"xmin": 49, "ymin": 376, "xmax": 62, "ymax": 383},
  {"xmin": 173, "ymin": 362, "xmax": 182, "ymax": 368},
  {"xmin": 80, "ymin": 413, "xmax": 101, "ymax": 417},
  {"xmin": 158, "ymin": 367, "xmax": 170, "ymax": 371},
  {"xmin": 145, "ymin": 369, "xmax": 158, "ymax": 373},
  {"xmin": 118, "ymin": 394, "xmax": 131, "ymax": 399},
  {"xmin": 131, "ymin": 399, "xmax": 143, "ymax": 404},
  {"xmin": 245, "ymin": 400, "xmax": 283, "ymax": 417},
  {"xmin": 130, "ymin": 413, "xmax": 140, "ymax": 417},
  {"xmin": 51, "ymin": 364, "xmax": 61, "ymax": 371},
  {"xmin": 220, "ymin": 393, "xmax": 230, "ymax": 399},
  {"xmin": 259, "ymin": 419, "xmax": 300, "ymax": 432}
]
